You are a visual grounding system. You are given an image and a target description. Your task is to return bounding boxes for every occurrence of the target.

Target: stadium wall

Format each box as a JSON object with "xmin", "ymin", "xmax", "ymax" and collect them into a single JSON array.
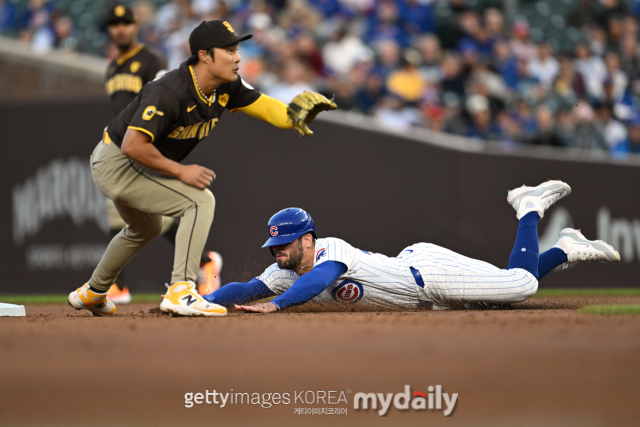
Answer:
[{"xmin": 1, "ymin": 100, "xmax": 639, "ymax": 294}]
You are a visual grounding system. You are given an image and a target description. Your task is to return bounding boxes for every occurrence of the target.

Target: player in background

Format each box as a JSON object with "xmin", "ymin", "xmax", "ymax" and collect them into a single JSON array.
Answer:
[
  {"xmin": 68, "ymin": 20, "xmax": 337, "ymax": 317},
  {"xmin": 103, "ymin": 3, "xmax": 222, "ymax": 303},
  {"xmin": 200, "ymin": 181, "xmax": 620, "ymax": 313}
]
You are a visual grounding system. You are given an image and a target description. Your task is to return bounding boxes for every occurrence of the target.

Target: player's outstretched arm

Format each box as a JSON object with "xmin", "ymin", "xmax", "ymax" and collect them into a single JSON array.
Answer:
[
  {"xmin": 234, "ymin": 92, "xmax": 337, "ymax": 136},
  {"xmin": 234, "ymin": 94, "xmax": 294, "ymax": 129},
  {"xmin": 236, "ymin": 261, "xmax": 347, "ymax": 313},
  {"xmin": 203, "ymin": 278, "xmax": 275, "ymax": 308}
]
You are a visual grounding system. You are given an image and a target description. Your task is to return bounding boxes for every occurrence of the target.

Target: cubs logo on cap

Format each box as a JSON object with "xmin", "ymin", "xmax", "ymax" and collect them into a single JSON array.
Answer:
[
  {"xmin": 331, "ymin": 280, "xmax": 364, "ymax": 303},
  {"xmin": 270, "ymin": 226, "xmax": 278, "ymax": 237}
]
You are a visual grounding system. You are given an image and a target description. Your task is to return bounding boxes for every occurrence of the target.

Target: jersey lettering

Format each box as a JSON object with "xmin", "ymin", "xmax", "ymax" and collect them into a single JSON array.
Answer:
[
  {"xmin": 105, "ymin": 74, "xmax": 143, "ymax": 95},
  {"xmin": 167, "ymin": 118, "xmax": 218, "ymax": 141}
]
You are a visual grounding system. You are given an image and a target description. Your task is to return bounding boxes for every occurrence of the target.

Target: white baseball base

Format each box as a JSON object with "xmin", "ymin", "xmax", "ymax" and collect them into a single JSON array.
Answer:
[{"xmin": 0, "ymin": 303, "xmax": 26, "ymax": 317}]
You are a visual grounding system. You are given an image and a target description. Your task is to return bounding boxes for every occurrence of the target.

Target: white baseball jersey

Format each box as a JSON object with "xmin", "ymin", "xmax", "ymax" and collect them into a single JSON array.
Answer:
[{"xmin": 257, "ymin": 237, "xmax": 538, "ymax": 310}]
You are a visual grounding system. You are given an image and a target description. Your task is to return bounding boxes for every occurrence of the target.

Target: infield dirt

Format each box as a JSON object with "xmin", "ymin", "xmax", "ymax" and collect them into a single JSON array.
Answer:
[{"xmin": 1, "ymin": 296, "xmax": 640, "ymax": 427}]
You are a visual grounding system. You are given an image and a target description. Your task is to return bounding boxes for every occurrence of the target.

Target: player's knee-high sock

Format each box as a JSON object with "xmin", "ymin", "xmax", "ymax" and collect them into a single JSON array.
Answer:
[
  {"xmin": 537, "ymin": 248, "xmax": 568, "ymax": 279},
  {"xmin": 507, "ymin": 212, "xmax": 540, "ymax": 279}
]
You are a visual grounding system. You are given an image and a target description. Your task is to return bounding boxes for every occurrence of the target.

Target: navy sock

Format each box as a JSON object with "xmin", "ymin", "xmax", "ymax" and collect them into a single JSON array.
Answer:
[
  {"xmin": 507, "ymin": 212, "xmax": 540, "ymax": 279},
  {"xmin": 538, "ymin": 248, "xmax": 568, "ymax": 279}
]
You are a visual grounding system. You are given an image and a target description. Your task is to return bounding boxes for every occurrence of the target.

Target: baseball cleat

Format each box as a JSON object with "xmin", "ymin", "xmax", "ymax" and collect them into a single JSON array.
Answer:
[
  {"xmin": 160, "ymin": 281, "xmax": 227, "ymax": 317},
  {"xmin": 507, "ymin": 180, "xmax": 571, "ymax": 220},
  {"xmin": 197, "ymin": 251, "xmax": 223, "ymax": 296},
  {"xmin": 68, "ymin": 283, "xmax": 116, "ymax": 316},
  {"xmin": 107, "ymin": 284, "xmax": 132, "ymax": 304},
  {"xmin": 553, "ymin": 228, "xmax": 621, "ymax": 265}
]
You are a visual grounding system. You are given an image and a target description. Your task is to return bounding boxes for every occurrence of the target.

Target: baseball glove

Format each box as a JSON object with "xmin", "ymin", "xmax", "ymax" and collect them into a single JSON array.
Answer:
[{"xmin": 287, "ymin": 91, "xmax": 338, "ymax": 136}]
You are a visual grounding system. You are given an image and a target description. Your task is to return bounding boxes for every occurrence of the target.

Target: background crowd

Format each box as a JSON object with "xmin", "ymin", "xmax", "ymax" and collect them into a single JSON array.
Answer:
[{"xmin": 3, "ymin": 0, "xmax": 640, "ymax": 156}]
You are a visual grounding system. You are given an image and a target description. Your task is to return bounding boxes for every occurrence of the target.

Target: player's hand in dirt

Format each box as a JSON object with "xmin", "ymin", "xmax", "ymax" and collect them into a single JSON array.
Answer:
[
  {"xmin": 179, "ymin": 164, "xmax": 215, "ymax": 189},
  {"xmin": 234, "ymin": 302, "xmax": 278, "ymax": 313}
]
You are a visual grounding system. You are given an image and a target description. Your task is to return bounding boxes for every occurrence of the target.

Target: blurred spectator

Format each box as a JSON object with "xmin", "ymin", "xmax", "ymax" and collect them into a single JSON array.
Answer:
[
  {"xmin": 509, "ymin": 21, "xmax": 537, "ymax": 61},
  {"xmin": 571, "ymin": 101, "xmax": 608, "ymax": 150},
  {"xmin": 417, "ymin": 34, "xmax": 441, "ymax": 83},
  {"xmin": 484, "ymin": 8, "xmax": 504, "ymax": 39},
  {"xmin": 19, "ymin": 0, "xmax": 56, "ymax": 53},
  {"xmin": 322, "ymin": 26, "xmax": 372, "ymax": 76},
  {"xmin": 365, "ymin": 1, "xmax": 410, "ymax": 47},
  {"xmin": 619, "ymin": 34, "xmax": 640, "ymax": 79},
  {"xmin": 440, "ymin": 53, "xmax": 465, "ymax": 99},
  {"xmin": 598, "ymin": 102, "xmax": 628, "ymax": 150},
  {"xmin": 511, "ymin": 58, "xmax": 543, "ymax": 104},
  {"xmin": 398, "ymin": 0, "xmax": 435, "ymax": 36},
  {"xmin": 293, "ymin": 32, "xmax": 324, "ymax": 76},
  {"xmin": 529, "ymin": 105, "xmax": 562, "ymax": 147},
  {"xmin": 573, "ymin": 41, "xmax": 607, "ymax": 100},
  {"xmin": 278, "ymin": 0, "xmax": 322, "ymax": 32},
  {"xmin": 602, "ymin": 52, "xmax": 628, "ymax": 101},
  {"xmin": 551, "ymin": 56, "xmax": 586, "ymax": 110},
  {"xmin": 53, "ymin": 15, "xmax": 77, "ymax": 52},
  {"xmin": 528, "ymin": 41, "xmax": 559, "ymax": 89},
  {"xmin": 0, "ymin": 0, "xmax": 17, "ymax": 33},
  {"xmin": 386, "ymin": 51, "xmax": 425, "ymax": 104},
  {"xmin": 265, "ymin": 59, "xmax": 317, "ymax": 103},
  {"xmin": 466, "ymin": 94, "xmax": 501, "ymax": 140},
  {"xmin": 133, "ymin": 1, "xmax": 163, "ymax": 53},
  {"xmin": 374, "ymin": 95, "xmax": 421, "ymax": 131},
  {"xmin": 355, "ymin": 70, "xmax": 384, "ymax": 114},
  {"xmin": 612, "ymin": 119, "xmax": 640, "ymax": 156},
  {"xmin": 373, "ymin": 38, "xmax": 402, "ymax": 79}
]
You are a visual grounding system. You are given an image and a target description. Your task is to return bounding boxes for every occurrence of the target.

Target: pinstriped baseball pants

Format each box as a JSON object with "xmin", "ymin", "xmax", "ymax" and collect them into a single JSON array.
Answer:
[{"xmin": 406, "ymin": 244, "xmax": 539, "ymax": 305}]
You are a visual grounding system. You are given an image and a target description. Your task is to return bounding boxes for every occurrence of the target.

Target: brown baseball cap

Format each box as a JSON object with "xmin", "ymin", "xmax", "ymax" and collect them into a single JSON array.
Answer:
[
  {"xmin": 189, "ymin": 20, "xmax": 252, "ymax": 55},
  {"xmin": 105, "ymin": 3, "xmax": 135, "ymax": 26}
]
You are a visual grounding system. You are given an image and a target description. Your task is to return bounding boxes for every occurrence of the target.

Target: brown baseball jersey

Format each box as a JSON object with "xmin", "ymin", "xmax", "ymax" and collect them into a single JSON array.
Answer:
[
  {"xmin": 105, "ymin": 60, "xmax": 261, "ymax": 162},
  {"xmin": 105, "ymin": 44, "xmax": 167, "ymax": 117}
]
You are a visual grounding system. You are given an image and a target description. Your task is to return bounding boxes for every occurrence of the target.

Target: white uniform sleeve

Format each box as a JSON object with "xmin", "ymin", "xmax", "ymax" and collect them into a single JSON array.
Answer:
[
  {"xmin": 257, "ymin": 263, "xmax": 299, "ymax": 295},
  {"xmin": 313, "ymin": 238, "xmax": 357, "ymax": 272}
]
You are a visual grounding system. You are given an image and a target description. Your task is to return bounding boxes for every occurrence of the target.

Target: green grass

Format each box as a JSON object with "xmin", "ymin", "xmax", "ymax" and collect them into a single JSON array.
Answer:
[
  {"xmin": 1, "ymin": 288, "xmax": 639, "ymax": 305},
  {"xmin": 580, "ymin": 304, "xmax": 640, "ymax": 315},
  {"xmin": 534, "ymin": 288, "xmax": 640, "ymax": 297},
  {"xmin": 0, "ymin": 294, "xmax": 161, "ymax": 305}
]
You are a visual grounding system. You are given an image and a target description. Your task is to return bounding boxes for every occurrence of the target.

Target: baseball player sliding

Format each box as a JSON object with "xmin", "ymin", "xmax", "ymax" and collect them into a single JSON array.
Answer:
[
  {"xmin": 200, "ymin": 181, "xmax": 620, "ymax": 314},
  {"xmin": 68, "ymin": 20, "xmax": 336, "ymax": 317}
]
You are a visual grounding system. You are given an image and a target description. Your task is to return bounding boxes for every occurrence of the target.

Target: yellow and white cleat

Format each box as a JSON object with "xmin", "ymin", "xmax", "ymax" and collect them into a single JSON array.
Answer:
[
  {"xmin": 160, "ymin": 281, "xmax": 227, "ymax": 317},
  {"xmin": 68, "ymin": 283, "xmax": 116, "ymax": 317}
]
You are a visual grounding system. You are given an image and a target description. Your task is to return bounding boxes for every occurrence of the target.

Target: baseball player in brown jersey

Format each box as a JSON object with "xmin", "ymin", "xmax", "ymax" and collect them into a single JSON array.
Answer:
[
  {"xmin": 104, "ymin": 3, "xmax": 169, "ymax": 304},
  {"xmin": 104, "ymin": 3, "xmax": 167, "ymax": 117},
  {"xmin": 103, "ymin": 4, "xmax": 223, "ymax": 304},
  {"xmin": 68, "ymin": 20, "xmax": 336, "ymax": 317}
]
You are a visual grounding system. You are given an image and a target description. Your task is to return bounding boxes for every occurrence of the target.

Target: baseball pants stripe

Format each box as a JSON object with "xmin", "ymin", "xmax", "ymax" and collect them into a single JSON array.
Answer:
[
  {"xmin": 408, "ymin": 244, "xmax": 539, "ymax": 304},
  {"xmin": 88, "ymin": 140, "xmax": 215, "ymax": 290}
]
